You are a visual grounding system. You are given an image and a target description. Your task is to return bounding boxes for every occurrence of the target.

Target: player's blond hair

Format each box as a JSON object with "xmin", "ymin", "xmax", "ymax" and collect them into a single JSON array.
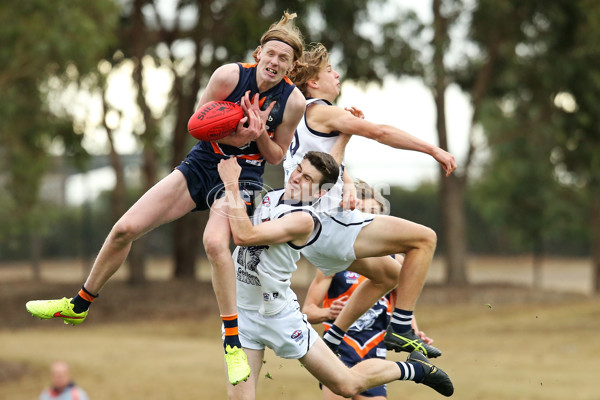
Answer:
[
  {"xmin": 288, "ymin": 42, "xmax": 330, "ymax": 96},
  {"xmin": 354, "ymin": 179, "xmax": 389, "ymax": 215},
  {"xmin": 252, "ymin": 11, "xmax": 304, "ymax": 63}
]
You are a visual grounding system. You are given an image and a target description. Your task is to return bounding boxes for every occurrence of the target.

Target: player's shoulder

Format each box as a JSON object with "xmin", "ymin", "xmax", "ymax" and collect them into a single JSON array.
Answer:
[
  {"xmin": 280, "ymin": 87, "xmax": 307, "ymax": 123},
  {"xmin": 306, "ymin": 100, "xmax": 347, "ymax": 126},
  {"xmin": 279, "ymin": 207, "xmax": 319, "ymax": 233},
  {"xmin": 210, "ymin": 63, "xmax": 242, "ymax": 83},
  {"xmin": 287, "ymin": 87, "xmax": 307, "ymax": 110}
]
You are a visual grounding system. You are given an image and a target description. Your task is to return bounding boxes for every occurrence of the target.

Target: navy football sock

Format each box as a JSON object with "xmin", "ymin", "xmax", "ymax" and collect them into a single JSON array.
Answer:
[
  {"xmin": 322, "ymin": 324, "xmax": 345, "ymax": 352},
  {"xmin": 390, "ymin": 308, "xmax": 413, "ymax": 333}
]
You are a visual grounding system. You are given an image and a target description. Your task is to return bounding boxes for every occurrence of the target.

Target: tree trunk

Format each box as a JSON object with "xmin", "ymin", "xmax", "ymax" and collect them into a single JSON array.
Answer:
[
  {"xmin": 169, "ymin": 13, "xmax": 206, "ymax": 280},
  {"xmin": 591, "ymin": 186, "xmax": 600, "ymax": 294},
  {"xmin": 532, "ymin": 238, "xmax": 544, "ymax": 290},
  {"xmin": 128, "ymin": 237, "xmax": 148, "ymax": 285},
  {"xmin": 440, "ymin": 175, "xmax": 468, "ymax": 284},
  {"xmin": 173, "ymin": 212, "xmax": 206, "ymax": 279},
  {"xmin": 432, "ymin": 0, "xmax": 468, "ymax": 285},
  {"xmin": 125, "ymin": 0, "xmax": 161, "ymax": 285},
  {"xmin": 30, "ymin": 232, "xmax": 42, "ymax": 280}
]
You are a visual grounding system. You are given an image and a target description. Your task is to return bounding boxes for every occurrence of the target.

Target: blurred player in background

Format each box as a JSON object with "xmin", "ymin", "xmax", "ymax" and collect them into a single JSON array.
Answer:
[
  {"xmin": 285, "ymin": 42, "xmax": 456, "ymax": 358},
  {"xmin": 303, "ymin": 179, "xmax": 435, "ymax": 400},
  {"xmin": 39, "ymin": 361, "xmax": 89, "ymax": 400},
  {"xmin": 26, "ymin": 11, "xmax": 307, "ymax": 386}
]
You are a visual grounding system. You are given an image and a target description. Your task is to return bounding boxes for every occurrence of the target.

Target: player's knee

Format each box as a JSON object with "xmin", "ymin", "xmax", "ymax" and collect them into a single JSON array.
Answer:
[
  {"xmin": 203, "ymin": 234, "xmax": 229, "ymax": 260},
  {"xmin": 422, "ymin": 227, "xmax": 437, "ymax": 251},
  {"xmin": 110, "ymin": 219, "xmax": 138, "ymax": 246},
  {"xmin": 382, "ymin": 265, "xmax": 400, "ymax": 289},
  {"xmin": 327, "ymin": 381, "xmax": 360, "ymax": 398}
]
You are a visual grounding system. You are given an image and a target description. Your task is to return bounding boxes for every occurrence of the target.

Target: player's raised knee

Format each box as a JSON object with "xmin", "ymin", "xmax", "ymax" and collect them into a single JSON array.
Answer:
[
  {"xmin": 422, "ymin": 226, "xmax": 437, "ymax": 249},
  {"xmin": 110, "ymin": 219, "xmax": 139, "ymax": 245},
  {"xmin": 326, "ymin": 381, "xmax": 361, "ymax": 398}
]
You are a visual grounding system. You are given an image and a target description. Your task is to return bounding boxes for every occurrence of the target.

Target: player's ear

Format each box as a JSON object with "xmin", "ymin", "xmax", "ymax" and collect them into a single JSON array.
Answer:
[
  {"xmin": 307, "ymin": 79, "xmax": 319, "ymax": 89},
  {"xmin": 255, "ymin": 46, "xmax": 263, "ymax": 61}
]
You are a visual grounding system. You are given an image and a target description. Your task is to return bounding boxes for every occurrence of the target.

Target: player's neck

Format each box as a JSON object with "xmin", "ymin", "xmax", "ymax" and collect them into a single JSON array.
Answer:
[
  {"xmin": 256, "ymin": 74, "xmax": 280, "ymax": 94},
  {"xmin": 309, "ymin": 89, "xmax": 336, "ymax": 103}
]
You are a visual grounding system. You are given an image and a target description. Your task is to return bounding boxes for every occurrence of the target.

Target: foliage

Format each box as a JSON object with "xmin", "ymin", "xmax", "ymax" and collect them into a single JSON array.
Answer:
[
  {"xmin": 2, "ymin": 0, "xmax": 598, "ymax": 283},
  {"xmin": 0, "ymin": 0, "xmax": 119, "ymax": 243},
  {"xmin": 467, "ymin": 0, "xmax": 598, "ymax": 262}
]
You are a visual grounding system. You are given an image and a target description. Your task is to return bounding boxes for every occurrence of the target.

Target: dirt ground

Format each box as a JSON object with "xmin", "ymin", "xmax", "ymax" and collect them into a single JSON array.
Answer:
[{"xmin": 0, "ymin": 257, "xmax": 598, "ymax": 399}]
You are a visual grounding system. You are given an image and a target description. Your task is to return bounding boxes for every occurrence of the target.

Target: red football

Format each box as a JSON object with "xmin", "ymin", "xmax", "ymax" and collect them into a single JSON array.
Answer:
[{"xmin": 188, "ymin": 101, "xmax": 243, "ymax": 141}]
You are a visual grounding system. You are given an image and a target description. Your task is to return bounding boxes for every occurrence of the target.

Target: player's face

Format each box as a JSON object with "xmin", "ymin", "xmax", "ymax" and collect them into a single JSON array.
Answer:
[
  {"xmin": 359, "ymin": 198, "xmax": 383, "ymax": 215},
  {"xmin": 316, "ymin": 64, "xmax": 341, "ymax": 98},
  {"xmin": 256, "ymin": 41, "xmax": 295, "ymax": 87},
  {"xmin": 286, "ymin": 160, "xmax": 324, "ymax": 201}
]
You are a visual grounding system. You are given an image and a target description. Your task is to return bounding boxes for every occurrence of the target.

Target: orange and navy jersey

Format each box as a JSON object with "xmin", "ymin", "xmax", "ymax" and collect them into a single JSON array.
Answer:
[
  {"xmin": 323, "ymin": 271, "xmax": 395, "ymax": 359},
  {"xmin": 193, "ymin": 63, "xmax": 296, "ymax": 173}
]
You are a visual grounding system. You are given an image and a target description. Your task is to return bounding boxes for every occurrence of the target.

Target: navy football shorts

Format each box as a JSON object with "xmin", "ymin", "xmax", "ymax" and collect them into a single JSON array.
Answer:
[{"xmin": 176, "ymin": 155, "xmax": 263, "ymax": 215}]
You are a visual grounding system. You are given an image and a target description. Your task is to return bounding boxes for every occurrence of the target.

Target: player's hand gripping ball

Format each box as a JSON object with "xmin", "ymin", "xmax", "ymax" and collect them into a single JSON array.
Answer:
[{"xmin": 188, "ymin": 101, "xmax": 243, "ymax": 141}]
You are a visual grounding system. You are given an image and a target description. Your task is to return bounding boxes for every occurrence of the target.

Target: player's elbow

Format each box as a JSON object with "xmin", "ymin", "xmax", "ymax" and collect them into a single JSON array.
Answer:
[
  {"xmin": 265, "ymin": 153, "xmax": 284, "ymax": 165},
  {"xmin": 232, "ymin": 233, "xmax": 253, "ymax": 247},
  {"xmin": 366, "ymin": 125, "xmax": 387, "ymax": 142}
]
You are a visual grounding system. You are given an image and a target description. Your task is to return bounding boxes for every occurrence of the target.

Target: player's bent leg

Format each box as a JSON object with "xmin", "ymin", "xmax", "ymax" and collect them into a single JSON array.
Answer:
[
  {"xmin": 353, "ymin": 215, "xmax": 441, "ymax": 357},
  {"xmin": 226, "ymin": 348, "xmax": 263, "ymax": 400},
  {"xmin": 25, "ymin": 170, "xmax": 196, "ymax": 325},
  {"xmin": 301, "ymin": 339, "xmax": 365, "ymax": 398},
  {"xmin": 85, "ymin": 169, "xmax": 196, "ymax": 293},
  {"xmin": 331, "ymin": 256, "xmax": 400, "ymax": 332},
  {"xmin": 354, "ymin": 215, "xmax": 437, "ymax": 312},
  {"xmin": 303, "ymin": 339, "xmax": 432, "ymax": 398},
  {"xmin": 353, "ymin": 215, "xmax": 436, "ymax": 260}
]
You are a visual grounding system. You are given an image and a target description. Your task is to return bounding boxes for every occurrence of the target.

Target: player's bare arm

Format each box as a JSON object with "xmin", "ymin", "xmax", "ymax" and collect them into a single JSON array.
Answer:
[
  {"xmin": 195, "ymin": 64, "xmax": 262, "ymax": 148},
  {"xmin": 328, "ymin": 132, "xmax": 351, "ymax": 164},
  {"xmin": 197, "ymin": 63, "xmax": 240, "ymax": 107},
  {"xmin": 341, "ymin": 170, "xmax": 358, "ymax": 210},
  {"xmin": 217, "ymin": 158, "xmax": 315, "ymax": 247},
  {"xmin": 234, "ymin": 211, "xmax": 315, "ymax": 247},
  {"xmin": 303, "ymin": 270, "xmax": 343, "ymax": 324},
  {"xmin": 254, "ymin": 87, "xmax": 305, "ymax": 164},
  {"xmin": 309, "ymin": 104, "xmax": 457, "ymax": 176}
]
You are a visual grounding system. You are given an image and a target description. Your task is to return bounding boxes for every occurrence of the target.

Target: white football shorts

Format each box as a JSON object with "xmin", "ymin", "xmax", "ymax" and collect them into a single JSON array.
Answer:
[
  {"xmin": 301, "ymin": 209, "xmax": 375, "ymax": 276},
  {"xmin": 237, "ymin": 300, "xmax": 318, "ymax": 359}
]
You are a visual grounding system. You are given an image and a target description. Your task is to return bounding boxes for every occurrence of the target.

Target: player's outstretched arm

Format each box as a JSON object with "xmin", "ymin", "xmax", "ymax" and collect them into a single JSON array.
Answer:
[{"xmin": 310, "ymin": 104, "xmax": 457, "ymax": 176}]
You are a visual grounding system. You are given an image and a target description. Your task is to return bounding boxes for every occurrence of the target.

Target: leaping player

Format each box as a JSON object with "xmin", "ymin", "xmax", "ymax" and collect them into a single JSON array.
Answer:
[
  {"xmin": 285, "ymin": 42, "xmax": 456, "ymax": 358},
  {"xmin": 25, "ymin": 12, "xmax": 307, "ymax": 386}
]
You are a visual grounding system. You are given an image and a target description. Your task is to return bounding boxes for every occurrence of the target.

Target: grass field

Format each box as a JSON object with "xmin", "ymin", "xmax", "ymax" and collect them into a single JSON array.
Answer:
[{"xmin": 1, "ymin": 257, "xmax": 598, "ymax": 399}]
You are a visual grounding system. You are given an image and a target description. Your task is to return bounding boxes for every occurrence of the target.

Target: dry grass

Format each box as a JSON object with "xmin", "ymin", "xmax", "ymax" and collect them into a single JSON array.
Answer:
[{"xmin": 0, "ymin": 257, "xmax": 598, "ymax": 399}]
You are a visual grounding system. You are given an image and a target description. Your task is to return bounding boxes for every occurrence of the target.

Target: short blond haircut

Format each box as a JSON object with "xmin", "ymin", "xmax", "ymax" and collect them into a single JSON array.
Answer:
[
  {"xmin": 354, "ymin": 179, "xmax": 389, "ymax": 215},
  {"xmin": 252, "ymin": 11, "xmax": 304, "ymax": 63},
  {"xmin": 288, "ymin": 42, "xmax": 330, "ymax": 96}
]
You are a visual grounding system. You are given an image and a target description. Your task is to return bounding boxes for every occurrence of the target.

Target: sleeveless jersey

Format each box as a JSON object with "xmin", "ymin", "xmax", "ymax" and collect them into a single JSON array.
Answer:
[
  {"xmin": 283, "ymin": 98, "xmax": 345, "ymax": 211},
  {"xmin": 323, "ymin": 271, "xmax": 395, "ymax": 358},
  {"xmin": 192, "ymin": 63, "xmax": 296, "ymax": 173},
  {"xmin": 234, "ymin": 189, "xmax": 321, "ymax": 316}
]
